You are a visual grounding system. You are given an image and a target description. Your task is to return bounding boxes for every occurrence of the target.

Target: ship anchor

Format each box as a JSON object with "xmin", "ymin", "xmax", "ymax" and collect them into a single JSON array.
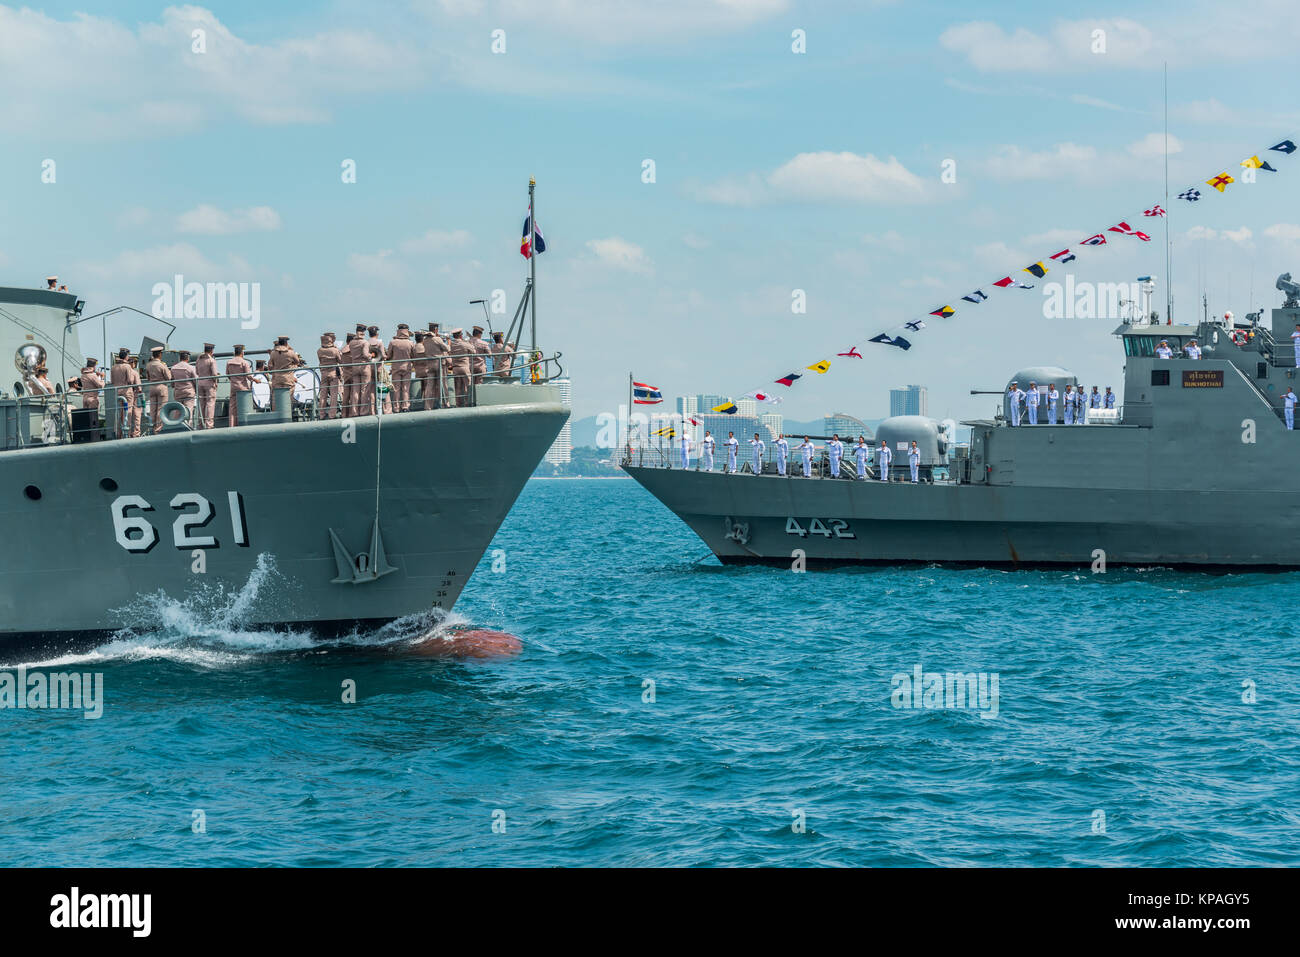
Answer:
[{"xmin": 328, "ymin": 520, "xmax": 398, "ymax": 585}]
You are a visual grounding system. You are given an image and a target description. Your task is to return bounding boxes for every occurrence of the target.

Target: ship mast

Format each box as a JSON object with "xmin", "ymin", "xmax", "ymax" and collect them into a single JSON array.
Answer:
[
  {"xmin": 1164, "ymin": 63, "xmax": 1173, "ymax": 323},
  {"xmin": 529, "ymin": 177, "xmax": 537, "ymax": 356}
]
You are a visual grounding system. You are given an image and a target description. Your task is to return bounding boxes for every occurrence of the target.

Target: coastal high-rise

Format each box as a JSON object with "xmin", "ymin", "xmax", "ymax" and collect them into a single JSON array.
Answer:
[
  {"xmin": 545, "ymin": 377, "xmax": 573, "ymax": 464},
  {"xmin": 889, "ymin": 384, "xmax": 928, "ymax": 417}
]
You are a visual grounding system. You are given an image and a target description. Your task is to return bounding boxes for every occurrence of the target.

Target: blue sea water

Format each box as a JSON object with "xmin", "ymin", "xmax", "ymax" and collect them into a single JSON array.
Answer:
[{"xmin": 4, "ymin": 478, "xmax": 1299, "ymax": 867}]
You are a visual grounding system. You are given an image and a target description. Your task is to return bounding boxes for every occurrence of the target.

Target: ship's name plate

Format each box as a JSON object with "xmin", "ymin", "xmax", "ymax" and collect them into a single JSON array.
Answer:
[{"xmin": 1182, "ymin": 370, "xmax": 1224, "ymax": 388}]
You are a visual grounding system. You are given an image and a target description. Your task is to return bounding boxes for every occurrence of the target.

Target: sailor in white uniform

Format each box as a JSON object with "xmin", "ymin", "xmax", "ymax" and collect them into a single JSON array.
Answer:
[
  {"xmin": 1089, "ymin": 386, "xmax": 1102, "ymax": 411},
  {"xmin": 798, "ymin": 437, "xmax": 815, "ymax": 477},
  {"xmin": 878, "ymin": 441, "xmax": 892, "ymax": 481},
  {"xmin": 827, "ymin": 434, "xmax": 844, "ymax": 477},
  {"xmin": 1007, "ymin": 381, "xmax": 1024, "ymax": 427},
  {"xmin": 1155, "ymin": 339, "xmax": 1173, "ymax": 359},
  {"xmin": 725, "ymin": 431, "xmax": 738, "ymax": 473},
  {"xmin": 1062, "ymin": 385, "xmax": 1076, "ymax": 425},
  {"xmin": 854, "ymin": 437, "xmax": 869, "ymax": 479},
  {"xmin": 1185, "ymin": 339, "xmax": 1202, "ymax": 359},
  {"xmin": 907, "ymin": 441, "xmax": 921, "ymax": 483},
  {"xmin": 749, "ymin": 433, "xmax": 765, "ymax": 474},
  {"xmin": 701, "ymin": 431, "xmax": 715, "ymax": 471},
  {"xmin": 1075, "ymin": 387, "xmax": 1088, "ymax": 424},
  {"xmin": 1026, "ymin": 381, "xmax": 1039, "ymax": 425},
  {"xmin": 1286, "ymin": 387, "xmax": 1298, "ymax": 430},
  {"xmin": 1104, "ymin": 387, "xmax": 1116, "ymax": 409},
  {"xmin": 680, "ymin": 431, "xmax": 692, "ymax": 469},
  {"xmin": 1291, "ymin": 324, "xmax": 1300, "ymax": 367},
  {"xmin": 1046, "ymin": 384, "xmax": 1059, "ymax": 425},
  {"xmin": 774, "ymin": 434, "xmax": 790, "ymax": 475}
]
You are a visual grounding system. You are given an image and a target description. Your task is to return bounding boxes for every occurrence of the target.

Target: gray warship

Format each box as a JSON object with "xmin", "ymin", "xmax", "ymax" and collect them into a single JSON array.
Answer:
[
  {"xmin": 624, "ymin": 276, "xmax": 1300, "ymax": 569},
  {"xmin": 1, "ymin": 222, "xmax": 565, "ymax": 650}
]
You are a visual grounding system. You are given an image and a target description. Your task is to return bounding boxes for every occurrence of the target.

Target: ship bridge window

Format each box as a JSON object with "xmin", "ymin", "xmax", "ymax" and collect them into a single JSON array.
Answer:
[{"xmin": 1124, "ymin": 336, "xmax": 1158, "ymax": 358}]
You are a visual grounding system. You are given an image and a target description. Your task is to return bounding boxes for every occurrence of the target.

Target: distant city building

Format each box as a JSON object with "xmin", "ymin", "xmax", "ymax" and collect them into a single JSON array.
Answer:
[
  {"xmin": 675, "ymin": 395, "xmax": 700, "ymax": 418},
  {"xmin": 889, "ymin": 384, "xmax": 928, "ymax": 418},
  {"xmin": 760, "ymin": 412, "xmax": 784, "ymax": 439},
  {"xmin": 736, "ymin": 398, "xmax": 758, "ymax": 418},
  {"xmin": 824, "ymin": 413, "xmax": 870, "ymax": 440},
  {"xmin": 544, "ymin": 377, "xmax": 573, "ymax": 465}
]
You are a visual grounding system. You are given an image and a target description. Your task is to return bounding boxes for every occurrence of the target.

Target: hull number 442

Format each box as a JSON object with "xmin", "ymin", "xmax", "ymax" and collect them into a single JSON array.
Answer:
[{"xmin": 785, "ymin": 518, "xmax": 855, "ymax": 539}]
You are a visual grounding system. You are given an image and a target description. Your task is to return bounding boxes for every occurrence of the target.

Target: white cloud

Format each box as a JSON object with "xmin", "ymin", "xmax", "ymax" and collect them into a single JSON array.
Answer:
[
  {"xmin": 347, "ymin": 249, "xmax": 404, "ymax": 282},
  {"xmin": 938, "ymin": 18, "xmax": 1154, "ymax": 72},
  {"xmin": 177, "ymin": 204, "xmax": 282, "ymax": 235},
  {"xmin": 585, "ymin": 237, "xmax": 653, "ymax": 274},
  {"xmin": 1070, "ymin": 93, "xmax": 1140, "ymax": 113},
  {"xmin": 695, "ymin": 152, "xmax": 929, "ymax": 206},
  {"xmin": 80, "ymin": 242, "xmax": 247, "ymax": 280},
  {"xmin": 1127, "ymin": 133, "xmax": 1183, "ymax": 159},
  {"xmin": 1264, "ymin": 223, "xmax": 1300, "ymax": 241},
  {"xmin": 400, "ymin": 229, "xmax": 473, "ymax": 254},
  {"xmin": 1184, "ymin": 226, "xmax": 1253, "ymax": 246},
  {"xmin": 981, "ymin": 143, "xmax": 1098, "ymax": 180}
]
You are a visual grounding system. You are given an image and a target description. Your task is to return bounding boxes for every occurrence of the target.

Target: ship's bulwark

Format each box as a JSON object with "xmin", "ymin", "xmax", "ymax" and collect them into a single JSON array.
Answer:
[{"xmin": 0, "ymin": 398, "xmax": 568, "ymax": 648}]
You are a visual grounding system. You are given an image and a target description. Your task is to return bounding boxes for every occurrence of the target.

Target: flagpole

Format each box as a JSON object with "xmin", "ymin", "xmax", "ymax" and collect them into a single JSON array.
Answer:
[
  {"xmin": 626, "ymin": 371, "xmax": 632, "ymax": 460},
  {"xmin": 1164, "ymin": 62, "xmax": 1172, "ymax": 323},
  {"xmin": 529, "ymin": 177, "xmax": 537, "ymax": 358}
]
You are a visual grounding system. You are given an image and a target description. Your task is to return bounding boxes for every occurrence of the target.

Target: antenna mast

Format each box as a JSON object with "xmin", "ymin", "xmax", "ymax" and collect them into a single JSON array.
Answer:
[{"xmin": 1164, "ymin": 63, "xmax": 1173, "ymax": 323}]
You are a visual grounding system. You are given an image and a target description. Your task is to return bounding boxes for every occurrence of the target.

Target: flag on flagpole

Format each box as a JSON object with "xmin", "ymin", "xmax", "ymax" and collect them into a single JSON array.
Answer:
[
  {"xmin": 632, "ymin": 381, "xmax": 662, "ymax": 404},
  {"xmin": 520, "ymin": 209, "xmax": 546, "ymax": 259}
]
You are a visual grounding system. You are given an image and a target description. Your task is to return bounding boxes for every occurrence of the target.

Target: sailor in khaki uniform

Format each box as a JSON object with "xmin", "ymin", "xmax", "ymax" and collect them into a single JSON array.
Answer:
[
  {"xmin": 449, "ymin": 328, "xmax": 472, "ymax": 406},
  {"xmin": 349, "ymin": 329, "xmax": 373, "ymax": 416},
  {"xmin": 317, "ymin": 334, "xmax": 343, "ymax": 419},
  {"xmin": 170, "ymin": 350, "xmax": 197, "ymax": 423},
  {"xmin": 425, "ymin": 323, "xmax": 449, "ymax": 409},
  {"xmin": 491, "ymin": 332, "xmax": 510, "ymax": 377},
  {"xmin": 386, "ymin": 324, "xmax": 417, "ymax": 412},
  {"xmin": 145, "ymin": 346, "xmax": 172, "ymax": 434},
  {"xmin": 268, "ymin": 336, "xmax": 300, "ymax": 411},
  {"xmin": 225, "ymin": 345, "xmax": 252, "ymax": 426},
  {"xmin": 79, "ymin": 358, "xmax": 103, "ymax": 412},
  {"xmin": 195, "ymin": 343, "xmax": 218, "ymax": 429},
  {"xmin": 470, "ymin": 325, "xmax": 492, "ymax": 387}
]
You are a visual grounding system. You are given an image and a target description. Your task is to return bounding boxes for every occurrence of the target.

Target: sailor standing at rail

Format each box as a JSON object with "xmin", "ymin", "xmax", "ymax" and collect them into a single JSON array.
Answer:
[
  {"xmin": 1007, "ymin": 381, "xmax": 1024, "ymax": 426},
  {"xmin": 854, "ymin": 436, "xmax": 869, "ymax": 479},
  {"xmin": 1155, "ymin": 338, "xmax": 1173, "ymax": 359},
  {"xmin": 1026, "ymin": 381, "xmax": 1039, "ymax": 425},
  {"xmin": 1185, "ymin": 338, "xmax": 1202, "ymax": 359},
  {"xmin": 1046, "ymin": 383, "xmax": 1059, "ymax": 425},
  {"xmin": 798, "ymin": 436, "xmax": 815, "ymax": 477},
  {"xmin": 701, "ymin": 430, "xmax": 715, "ymax": 471},
  {"xmin": 878, "ymin": 441, "xmax": 892, "ymax": 481},
  {"xmin": 725, "ymin": 431, "xmax": 738, "ymax": 473},
  {"xmin": 1104, "ymin": 386, "xmax": 1116, "ymax": 409},
  {"xmin": 1285, "ymin": 387, "xmax": 1297, "ymax": 430},
  {"xmin": 749, "ymin": 433, "xmax": 765, "ymax": 475},
  {"xmin": 908, "ymin": 441, "xmax": 921, "ymax": 484},
  {"xmin": 1090, "ymin": 386, "xmax": 1102, "ymax": 414},
  {"xmin": 1291, "ymin": 323, "xmax": 1300, "ymax": 366},
  {"xmin": 828, "ymin": 434, "xmax": 844, "ymax": 477},
  {"xmin": 1062, "ymin": 384, "xmax": 1075, "ymax": 425},
  {"xmin": 775, "ymin": 434, "xmax": 789, "ymax": 476},
  {"xmin": 680, "ymin": 429, "xmax": 693, "ymax": 469},
  {"xmin": 145, "ymin": 346, "xmax": 171, "ymax": 434}
]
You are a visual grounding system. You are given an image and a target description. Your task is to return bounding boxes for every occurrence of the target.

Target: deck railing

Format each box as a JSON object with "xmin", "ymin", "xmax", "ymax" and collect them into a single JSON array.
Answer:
[{"xmin": 0, "ymin": 349, "xmax": 563, "ymax": 450}]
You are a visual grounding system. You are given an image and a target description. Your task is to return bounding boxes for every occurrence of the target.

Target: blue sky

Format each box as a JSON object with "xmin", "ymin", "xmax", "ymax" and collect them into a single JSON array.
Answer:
[{"xmin": 3, "ymin": 0, "xmax": 1299, "ymax": 424}]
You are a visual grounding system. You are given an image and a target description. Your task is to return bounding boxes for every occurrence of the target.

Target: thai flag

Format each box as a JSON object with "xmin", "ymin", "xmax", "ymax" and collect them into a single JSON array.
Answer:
[
  {"xmin": 520, "ymin": 209, "xmax": 546, "ymax": 259},
  {"xmin": 632, "ymin": 381, "xmax": 662, "ymax": 405}
]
